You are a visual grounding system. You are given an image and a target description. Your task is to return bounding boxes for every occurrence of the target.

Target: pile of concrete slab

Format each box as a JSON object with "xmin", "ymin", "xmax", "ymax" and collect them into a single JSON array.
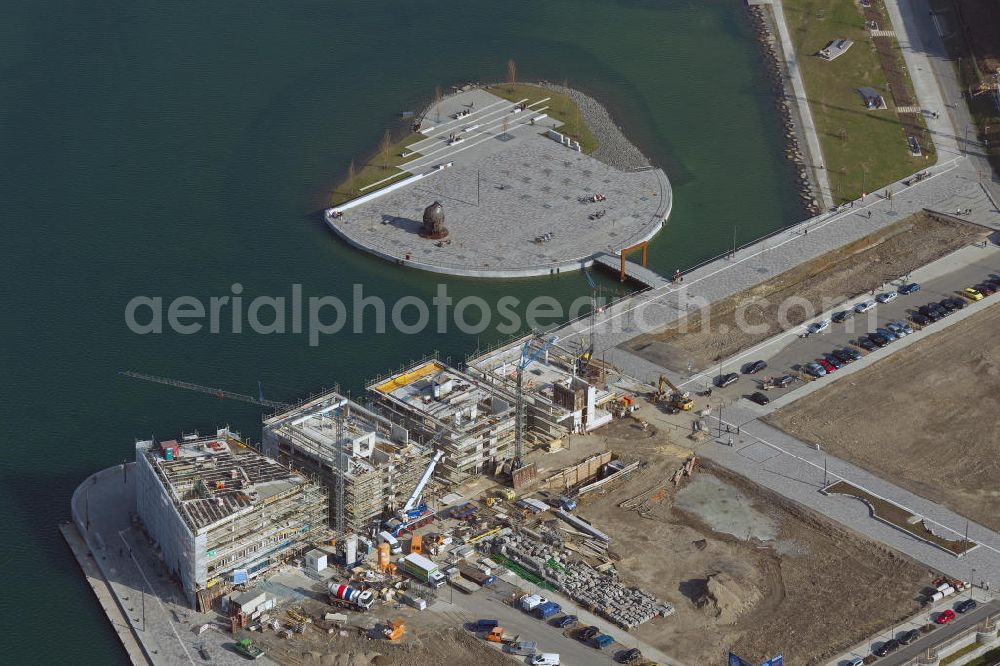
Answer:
[{"xmin": 485, "ymin": 531, "xmax": 674, "ymax": 629}]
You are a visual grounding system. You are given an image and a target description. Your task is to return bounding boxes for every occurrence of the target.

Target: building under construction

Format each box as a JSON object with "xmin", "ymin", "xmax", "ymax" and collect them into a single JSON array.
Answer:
[
  {"xmin": 366, "ymin": 359, "xmax": 517, "ymax": 485},
  {"xmin": 262, "ymin": 391, "xmax": 432, "ymax": 537},
  {"xmin": 134, "ymin": 428, "xmax": 327, "ymax": 608},
  {"xmin": 467, "ymin": 335, "xmax": 615, "ymax": 439}
]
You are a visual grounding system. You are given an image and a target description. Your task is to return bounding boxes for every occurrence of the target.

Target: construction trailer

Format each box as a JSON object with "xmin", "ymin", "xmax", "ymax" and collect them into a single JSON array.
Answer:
[
  {"xmin": 366, "ymin": 359, "xmax": 517, "ymax": 485},
  {"xmin": 134, "ymin": 428, "xmax": 328, "ymax": 608},
  {"xmin": 466, "ymin": 335, "xmax": 614, "ymax": 439},
  {"xmin": 262, "ymin": 389, "xmax": 432, "ymax": 537}
]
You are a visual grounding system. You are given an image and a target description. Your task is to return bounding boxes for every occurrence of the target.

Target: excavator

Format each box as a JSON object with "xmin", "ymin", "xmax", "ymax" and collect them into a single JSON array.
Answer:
[{"xmin": 652, "ymin": 375, "xmax": 694, "ymax": 411}]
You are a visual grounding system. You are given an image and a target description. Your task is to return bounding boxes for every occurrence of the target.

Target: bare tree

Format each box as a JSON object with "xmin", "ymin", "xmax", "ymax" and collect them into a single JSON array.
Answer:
[
  {"xmin": 380, "ymin": 129, "xmax": 392, "ymax": 171},
  {"xmin": 347, "ymin": 160, "xmax": 356, "ymax": 196},
  {"xmin": 507, "ymin": 59, "xmax": 517, "ymax": 90}
]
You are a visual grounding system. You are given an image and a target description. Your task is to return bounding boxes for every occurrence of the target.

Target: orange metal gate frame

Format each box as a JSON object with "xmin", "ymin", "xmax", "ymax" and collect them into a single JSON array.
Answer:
[{"xmin": 619, "ymin": 241, "xmax": 648, "ymax": 281}]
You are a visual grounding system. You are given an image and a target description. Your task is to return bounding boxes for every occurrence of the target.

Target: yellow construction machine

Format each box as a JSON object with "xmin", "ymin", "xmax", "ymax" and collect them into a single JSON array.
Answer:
[{"xmin": 653, "ymin": 375, "xmax": 694, "ymax": 411}]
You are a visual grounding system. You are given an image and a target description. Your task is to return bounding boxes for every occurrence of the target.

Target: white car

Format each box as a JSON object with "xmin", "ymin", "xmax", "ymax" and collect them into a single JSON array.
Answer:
[
  {"xmin": 805, "ymin": 319, "xmax": 830, "ymax": 334},
  {"xmin": 854, "ymin": 300, "xmax": 876, "ymax": 313},
  {"xmin": 846, "ymin": 657, "xmax": 864, "ymax": 666},
  {"xmin": 876, "ymin": 291, "xmax": 898, "ymax": 304}
]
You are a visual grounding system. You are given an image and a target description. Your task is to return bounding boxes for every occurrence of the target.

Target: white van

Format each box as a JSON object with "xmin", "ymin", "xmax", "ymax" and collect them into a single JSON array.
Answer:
[
  {"xmin": 378, "ymin": 531, "xmax": 402, "ymax": 555},
  {"xmin": 531, "ymin": 654, "xmax": 560, "ymax": 666}
]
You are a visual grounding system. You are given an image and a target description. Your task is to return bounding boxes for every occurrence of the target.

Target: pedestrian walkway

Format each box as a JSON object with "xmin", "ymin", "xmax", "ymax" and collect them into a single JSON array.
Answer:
[{"xmin": 870, "ymin": 29, "xmax": 898, "ymax": 38}]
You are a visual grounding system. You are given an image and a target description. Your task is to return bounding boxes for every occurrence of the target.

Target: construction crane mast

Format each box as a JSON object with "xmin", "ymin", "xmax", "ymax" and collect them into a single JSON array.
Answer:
[
  {"xmin": 120, "ymin": 370, "xmax": 291, "ymax": 410},
  {"xmin": 514, "ymin": 336, "xmax": 558, "ymax": 470},
  {"xmin": 582, "ymin": 271, "xmax": 599, "ymax": 366}
]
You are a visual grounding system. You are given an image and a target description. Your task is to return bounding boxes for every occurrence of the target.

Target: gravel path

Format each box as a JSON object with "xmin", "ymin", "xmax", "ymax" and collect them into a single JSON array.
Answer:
[{"xmin": 539, "ymin": 82, "xmax": 652, "ymax": 171}]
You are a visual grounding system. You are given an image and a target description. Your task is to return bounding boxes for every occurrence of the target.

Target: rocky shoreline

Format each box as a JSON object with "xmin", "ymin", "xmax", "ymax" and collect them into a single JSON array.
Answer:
[{"xmin": 747, "ymin": 3, "xmax": 823, "ymax": 215}]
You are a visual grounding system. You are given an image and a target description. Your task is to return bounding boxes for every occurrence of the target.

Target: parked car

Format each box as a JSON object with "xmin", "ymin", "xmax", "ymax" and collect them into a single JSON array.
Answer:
[
  {"xmin": 578, "ymin": 626, "xmax": 601, "ymax": 641},
  {"xmin": 876, "ymin": 291, "xmax": 898, "ymax": 304},
  {"xmin": 846, "ymin": 657, "xmax": 864, "ymax": 666},
  {"xmin": 618, "ymin": 647, "xmax": 643, "ymax": 664},
  {"xmin": 939, "ymin": 299, "xmax": 960, "ymax": 313},
  {"xmin": 843, "ymin": 347, "xmax": 863, "ymax": 361},
  {"xmin": 804, "ymin": 362, "xmax": 827, "ymax": 377},
  {"xmin": 856, "ymin": 337, "xmax": 878, "ymax": 352},
  {"xmin": 717, "ymin": 372, "xmax": 739, "ymax": 388},
  {"xmin": 918, "ymin": 305, "xmax": 943, "ymax": 321},
  {"xmin": 832, "ymin": 309, "xmax": 854, "ymax": 323},
  {"xmin": 985, "ymin": 277, "xmax": 1000, "ymax": 289},
  {"xmin": 555, "ymin": 615, "xmax": 578, "ymax": 628},
  {"xmin": 806, "ymin": 319, "xmax": 830, "ymax": 334},
  {"xmin": 854, "ymin": 300, "xmax": 876, "ymax": 313},
  {"xmin": 898, "ymin": 628, "xmax": 920, "ymax": 645},
  {"xmin": 936, "ymin": 609, "xmax": 956, "ymax": 624},
  {"xmin": 910, "ymin": 312, "xmax": 931, "ymax": 326},
  {"xmin": 956, "ymin": 598, "xmax": 978, "ymax": 614},
  {"xmin": 744, "ymin": 360, "xmax": 767, "ymax": 374},
  {"xmin": 869, "ymin": 333, "xmax": 890, "ymax": 347},
  {"xmin": 891, "ymin": 319, "xmax": 914, "ymax": 335},
  {"xmin": 876, "ymin": 327, "xmax": 898, "ymax": 342},
  {"xmin": 974, "ymin": 282, "xmax": 996, "ymax": 296},
  {"xmin": 593, "ymin": 634, "xmax": 614, "ymax": 650},
  {"xmin": 886, "ymin": 322, "xmax": 908, "ymax": 337},
  {"xmin": 874, "ymin": 638, "xmax": 900, "ymax": 657},
  {"xmin": 832, "ymin": 349, "xmax": 854, "ymax": 364},
  {"xmin": 774, "ymin": 374, "xmax": 796, "ymax": 388},
  {"xmin": 945, "ymin": 297, "xmax": 967, "ymax": 310},
  {"xmin": 823, "ymin": 354, "xmax": 843, "ymax": 369},
  {"xmin": 898, "ymin": 282, "xmax": 921, "ymax": 295},
  {"xmin": 963, "ymin": 287, "xmax": 984, "ymax": 301},
  {"xmin": 749, "ymin": 392, "xmax": 770, "ymax": 406},
  {"xmin": 818, "ymin": 359, "xmax": 836, "ymax": 373}
]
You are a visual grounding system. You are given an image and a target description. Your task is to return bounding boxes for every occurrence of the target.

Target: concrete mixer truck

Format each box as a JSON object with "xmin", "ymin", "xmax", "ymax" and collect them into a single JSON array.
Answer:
[{"xmin": 328, "ymin": 582, "xmax": 375, "ymax": 611}]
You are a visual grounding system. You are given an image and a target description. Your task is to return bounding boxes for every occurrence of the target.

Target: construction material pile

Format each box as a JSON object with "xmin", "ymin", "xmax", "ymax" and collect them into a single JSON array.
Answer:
[{"xmin": 484, "ymin": 531, "xmax": 674, "ymax": 629}]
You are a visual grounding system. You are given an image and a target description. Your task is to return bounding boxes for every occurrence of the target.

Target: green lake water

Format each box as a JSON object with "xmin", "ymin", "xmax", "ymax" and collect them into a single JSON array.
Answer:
[{"xmin": 1, "ymin": 0, "xmax": 803, "ymax": 660}]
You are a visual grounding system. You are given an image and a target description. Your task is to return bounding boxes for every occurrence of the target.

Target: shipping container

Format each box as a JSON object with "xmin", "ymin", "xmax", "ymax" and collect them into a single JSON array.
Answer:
[
  {"xmin": 458, "ymin": 562, "xmax": 496, "ymax": 586},
  {"xmin": 449, "ymin": 576, "xmax": 481, "ymax": 594}
]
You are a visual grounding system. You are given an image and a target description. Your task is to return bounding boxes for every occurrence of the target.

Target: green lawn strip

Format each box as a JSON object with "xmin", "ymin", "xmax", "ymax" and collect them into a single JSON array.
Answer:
[
  {"xmin": 784, "ymin": 0, "xmax": 927, "ymax": 204},
  {"xmin": 945, "ymin": 644, "xmax": 1000, "ymax": 666},
  {"xmin": 486, "ymin": 83, "xmax": 598, "ymax": 154},
  {"xmin": 329, "ymin": 132, "xmax": 425, "ymax": 207},
  {"xmin": 824, "ymin": 481, "xmax": 976, "ymax": 555}
]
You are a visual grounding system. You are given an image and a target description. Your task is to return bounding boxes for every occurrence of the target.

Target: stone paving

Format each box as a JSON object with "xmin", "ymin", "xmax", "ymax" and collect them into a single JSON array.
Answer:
[{"xmin": 327, "ymin": 89, "xmax": 671, "ymax": 278}]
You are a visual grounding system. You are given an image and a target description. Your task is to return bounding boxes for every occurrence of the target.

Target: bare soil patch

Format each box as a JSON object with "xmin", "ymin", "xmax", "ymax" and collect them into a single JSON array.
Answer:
[
  {"xmin": 577, "ymin": 443, "xmax": 930, "ymax": 665},
  {"xmin": 768, "ymin": 303, "xmax": 1000, "ymax": 532},
  {"xmin": 626, "ymin": 213, "xmax": 985, "ymax": 371}
]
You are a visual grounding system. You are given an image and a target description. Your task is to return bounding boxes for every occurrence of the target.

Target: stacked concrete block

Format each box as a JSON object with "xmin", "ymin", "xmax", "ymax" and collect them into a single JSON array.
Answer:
[{"xmin": 483, "ymin": 531, "xmax": 674, "ymax": 629}]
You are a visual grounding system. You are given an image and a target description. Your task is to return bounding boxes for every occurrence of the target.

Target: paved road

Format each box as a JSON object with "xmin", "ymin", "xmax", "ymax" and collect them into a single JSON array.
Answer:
[{"xmin": 879, "ymin": 600, "xmax": 1000, "ymax": 666}]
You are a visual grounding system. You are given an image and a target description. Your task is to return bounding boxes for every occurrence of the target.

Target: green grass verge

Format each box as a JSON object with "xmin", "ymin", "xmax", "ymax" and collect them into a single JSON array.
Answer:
[
  {"xmin": 486, "ymin": 83, "xmax": 598, "ymax": 154},
  {"xmin": 783, "ymin": 0, "xmax": 929, "ymax": 204},
  {"xmin": 941, "ymin": 639, "xmax": 1000, "ymax": 665},
  {"xmin": 329, "ymin": 132, "xmax": 424, "ymax": 207}
]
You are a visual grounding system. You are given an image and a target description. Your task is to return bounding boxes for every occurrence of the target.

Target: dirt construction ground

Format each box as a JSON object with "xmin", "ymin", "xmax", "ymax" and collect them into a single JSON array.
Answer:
[
  {"xmin": 567, "ymin": 413, "xmax": 931, "ymax": 665},
  {"xmin": 767, "ymin": 302, "xmax": 1000, "ymax": 533},
  {"xmin": 627, "ymin": 213, "xmax": 986, "ymax": 372}
]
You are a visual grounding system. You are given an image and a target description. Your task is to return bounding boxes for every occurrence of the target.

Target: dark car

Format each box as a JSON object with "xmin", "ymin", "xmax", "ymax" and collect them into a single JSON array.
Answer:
[
  {"xmin": 744, "ymin": 360, "xmax": 768, "ymax": 374},
  {"xmin": 939, "ymin": 299, "xmax": 959, "ymax": 313},
  {"xmin": 873, "ymin": 638, "xmax": 900, "ymax": 657},
  {"xmin": 749, "ymin": 392, "xmax": 770, "ymax": 406},
  {"xmin": 618, "ymin": 648, "xmax": 643, "ymax": 664},
  {"xmin": 831, "ymin": 349, "xmax": 853, "ymax": 364},
  {"xmin": 856, "ymin": 337, "xmax": 878, "ymax": 352},
  {"xmin": 946, "ymin": 297, "xmax": 967, "ymax": 310},
  {"xmin": 824, "ymin": 354, "xmax": 843, "ymax": 369},
  {"xmin": 870, "ymin": 333, "xmax": 890, "ymax": 347},
  {"xmin": 985, "ymin": 277, "xmax": 1000, "ymax": 289},
  {"xmin": 843, "ymin": 347, "xmax": 863, "ymax": 361},
  {"xmin": 956, "ymin": 598, "xmax": 978, "ymax": 614},
  {"xmin": 717, "ymin": 372, "xmax": 739, "ymax": 388},
  {"xmin": 918, "ymin": 305, "xmax": 942, "ymax": 321},
  {"xmin": 910, "ymin": 313, "xmax": 931, "ymax": 326},
  {"xmin": 898, "ymin": 628, "xmax": 920, "ymax": 645},
  {"xmin": 775, "ymin": 374, "xmax": 796, "ymax": 388},
  {"xmin": 832, "ymin": 309, "xmax": 854, "ymax": 323},
  {"xmin": 578, "ymin": 626, "xmax": 601, "ymax": 641},
  {"xmin": 555, "ymin": 614, "xmax": 578, "ymax": 628},
  {"xmin": 898, "ymin": 282, "xmax": 921, "ymax": 295},
  {"xmin": 975, "ymin": 283, "xmax": 997, "ymax": 296}
]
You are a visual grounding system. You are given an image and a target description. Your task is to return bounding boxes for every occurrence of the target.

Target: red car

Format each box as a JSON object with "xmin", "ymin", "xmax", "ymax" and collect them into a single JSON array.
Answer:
[
  {"xmin": 936, "ymin": 609, "xmax": 956, "ymax": 624},
  {"xmin": 817, "ymin": 359, "xmax": 836, "ymax": 373}
]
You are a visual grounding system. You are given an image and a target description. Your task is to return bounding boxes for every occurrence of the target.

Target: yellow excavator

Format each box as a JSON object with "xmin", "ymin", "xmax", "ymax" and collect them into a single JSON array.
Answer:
[{"xmin": 652, "ymin": 375, "xmax": 694, "ymax": 411}]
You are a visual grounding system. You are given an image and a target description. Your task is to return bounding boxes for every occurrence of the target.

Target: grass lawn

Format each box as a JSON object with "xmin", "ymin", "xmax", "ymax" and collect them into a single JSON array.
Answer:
[
  {"xmin": 329, "ymin": 132, "xmax": 424, "ymax": 207},
  {"xmin": 783, "ymin": 0, "xmax": 929, "ymax": 203},
  {"xmin": 486, "ymin": 83, "xmax": 598, "ymax": 154}
]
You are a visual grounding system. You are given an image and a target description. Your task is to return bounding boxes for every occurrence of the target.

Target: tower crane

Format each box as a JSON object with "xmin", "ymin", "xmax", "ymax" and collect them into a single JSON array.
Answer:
[
  {"xmin": 513, "ymin": 336, "xmax": 558, "ymax": 471},
  {"xmin": 580, "ymin": 271, "xmax": 599, "ymax": 368},
  {"xmin": 120, "ymin": 370, "xmax": 291, "ymax": 410}
]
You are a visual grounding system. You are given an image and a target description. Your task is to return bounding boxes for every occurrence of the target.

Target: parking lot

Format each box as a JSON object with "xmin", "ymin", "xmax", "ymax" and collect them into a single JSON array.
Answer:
[{"xmin": 691, "ymin": 243, "xmax": 1000, "ymax": 408}]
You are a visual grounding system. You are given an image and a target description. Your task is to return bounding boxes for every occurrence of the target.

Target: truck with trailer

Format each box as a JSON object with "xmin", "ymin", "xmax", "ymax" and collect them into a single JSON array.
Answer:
[
  {"xmin": 401, "ymin": 553, "xmax": 446, "ymax": 588},
  {"xmin": 458, "ymin": 561, "xmax": 496, "ymax": 587},
  {"xmin": 327, "ymin": 583, "xmax": 375, "ymax": 611},
  {"xmin": 486, "ymin": 627, "xmax": 519, "ymax": 644},
  {"xmin": 449, "ymin": 576, "xmax": 481, "ymax": 594}
]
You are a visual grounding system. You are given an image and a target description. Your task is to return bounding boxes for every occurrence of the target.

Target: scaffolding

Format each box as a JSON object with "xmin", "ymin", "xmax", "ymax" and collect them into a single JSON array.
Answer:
[
  {"xmin": 366, "ymin": 359, "xmax": 517, "ymax": 485},
  {"xmin": 263, "ymin": 390, "xmax": 431, "ymax": 537}
]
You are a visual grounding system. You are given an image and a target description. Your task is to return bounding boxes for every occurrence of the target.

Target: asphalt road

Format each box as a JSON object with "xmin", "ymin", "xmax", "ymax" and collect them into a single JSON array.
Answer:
[{"xmin": 878, "ymin": 599, "xmax": 1000, "ymax": 666}]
